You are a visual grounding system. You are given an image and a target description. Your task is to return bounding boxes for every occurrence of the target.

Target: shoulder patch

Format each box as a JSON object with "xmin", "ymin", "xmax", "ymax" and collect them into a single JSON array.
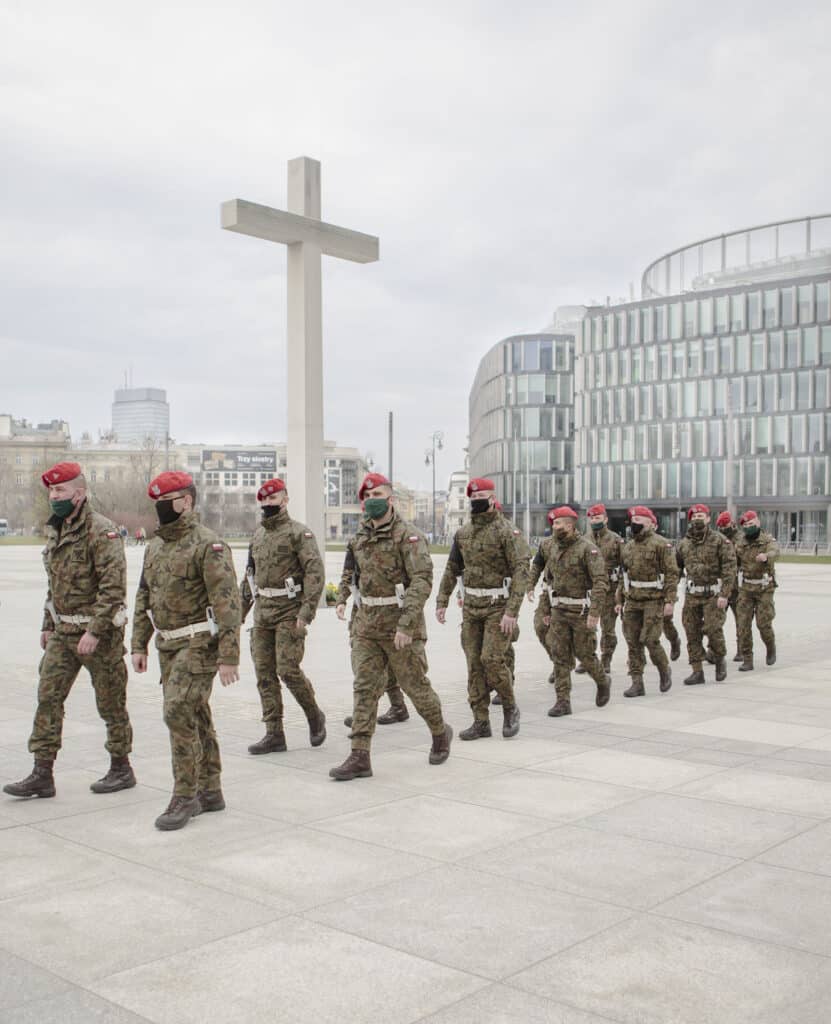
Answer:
[
  {"xmin": 106, "ymin": 531, "xmax": 118, "ymax": 539},
  {"xmin": 211, "ymin": 543, "xmax": 224, "ymax": 552},
  {"xmin": 513, "ymin": 529, "xmax": 520, "ymax": 535},
  {"xmin": 408, "ymin": 536, "xmax": 419, "ymax": 542},
  {"xmin": 304, "ymin": 531, "xmax": 313, "ymax": 537},
  {"xmin": 591, "ymin": 549, "xmax": 599, "ymax": 555}
]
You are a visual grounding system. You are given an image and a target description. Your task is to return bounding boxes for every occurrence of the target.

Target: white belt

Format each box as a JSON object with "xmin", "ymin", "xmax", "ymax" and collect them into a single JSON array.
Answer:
[
  {"xmin": 546, "ymin": 586, "xmax": 589, "ymax": 608},
  {"xmin": 464, "ymin": 587, "xmax": 508, "ymax": 598},
  {"xmin": 686, "ymin": 577, "xmax": 722, "ymax": 596},
  {"xmin": 629, "ymin": 579, "xmax": 663, "ymax": 589},
  {"xmin": 609, "ymin": 568, "xmax": 620, "ymax": 582},
  {"xmin": 156, "ymin": 621, "xmax": 212, "ymax": 640},
  {"xmin": 360, "ymin": 583, "xmax": 407, "ymax": 609},
  {"xmin": 57, "ymin": 614, "xmax": 92, "ymax": 625},
  {"xmin": 739, "ymin": 572, "xmax": 771, "ymax": 587},
  {"xmin": 258, "ymin": 584, "xmax": 303, "ymax": 598}
]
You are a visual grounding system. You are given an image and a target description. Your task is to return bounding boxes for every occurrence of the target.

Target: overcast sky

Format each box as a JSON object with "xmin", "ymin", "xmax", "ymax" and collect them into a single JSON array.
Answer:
[{"xmin": 2, "ymin": 0, "xmax": 829, "ymax": 491}]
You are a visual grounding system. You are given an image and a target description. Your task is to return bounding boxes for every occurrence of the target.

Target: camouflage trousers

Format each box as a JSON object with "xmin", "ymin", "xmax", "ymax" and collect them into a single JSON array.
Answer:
[
  {"xmin": 29, "ymin": 628, "xmax": 131, "ymax": 760},
  {"xmin": 682, "ymin": 595, "xmax": 726, "ymax": 665},
  {"xmin": 547, "ymin": 607, "xmax": 604, "ymax": 700},
  {"xmin": 350, "ymin": 637, "xmax": 444, "ymax": 752},
  {"xmin": 534, "ymin": 602, "xmax": 553, "ymax": 655},
  {"xmin": 598, "ymin": 590, "xmax": 618, "ymax": 663},
  {"xmin": 461, "ymin": 602, "xmax": 516, "ymax": 721},
  {"xmin": 159, "ymin": 642, "xmax": 222, "ymax": 797},
  {"xmin": 622, "ymin": 600, "xmax": 670, "ymax": 678},
  {"xmin": 250, "ymin": 621, "xmax": 321, "ymax": 730},
  {"xmin": 726, "ymin": 587, "xmax": 740, "ymax": 651},
  {"xmin": 736, "ymin": 588, "xmax": 776, "ymax": 659}
]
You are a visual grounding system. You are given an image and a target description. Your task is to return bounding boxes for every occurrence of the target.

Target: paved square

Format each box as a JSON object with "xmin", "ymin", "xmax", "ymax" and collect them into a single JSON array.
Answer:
[{"xmin": 1, "ymin": 546, "xmax": 830, "ymax": 1022}]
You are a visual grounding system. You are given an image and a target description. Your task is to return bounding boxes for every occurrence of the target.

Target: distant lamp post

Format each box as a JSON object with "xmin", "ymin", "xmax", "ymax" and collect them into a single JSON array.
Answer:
[{"xmin": 424, "ymin": 430, "xmax": 444, "ymax": 542}]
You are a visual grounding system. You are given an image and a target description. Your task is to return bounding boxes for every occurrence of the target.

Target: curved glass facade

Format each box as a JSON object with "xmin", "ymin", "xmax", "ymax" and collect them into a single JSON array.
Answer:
[{"xmin": 469, "ymin": 333, "xmax": 574, "ymax": 537}]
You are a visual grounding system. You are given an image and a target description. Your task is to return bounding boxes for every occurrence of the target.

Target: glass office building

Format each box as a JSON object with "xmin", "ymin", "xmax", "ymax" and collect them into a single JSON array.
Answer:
[{"xmin": 574, "ymin": 215, "xmax": 831, "ymax": 541}]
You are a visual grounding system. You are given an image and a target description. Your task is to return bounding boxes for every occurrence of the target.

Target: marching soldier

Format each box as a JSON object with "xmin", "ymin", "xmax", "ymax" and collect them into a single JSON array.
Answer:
[
  {"xmin": 131, "ymin": 472, "xmax": 241, "ymax": 831},
  {"xmin": 490, "ymin": 499, "xmax": 530, "ymax": 706},
  {"xmin": 436, "ymin": 478, "xmax": 527, "ymax": 738},
  {"xmin": 4, "ymin": 462, "xmax": 135, "ymax": 800},
  {"xmin": 528, "ymin": 506, "xmax": 610, "ymax": 718},
  {"xmin": 735, "ymin": 511, "xmax": 779, "ymax": 671},
  {"xmin": 715, "ymin": 510, "xmax": 742, "ymax": 662},
  {"xmin": 240, "ymin": 478, "xmax": 327, "ymax": 754},
  {"xmin": 676, "ymin": 504, "xmax": 737, "ymax": 686},
  {"xmin": 585, "ymin": 503, "xmax": 623, "ymax": 673},
  {"xmin": 615, "ymin": 506, "xmax": 678, "ymax": 697},
  {"xmin": 331, "ymin": 473, "xmax": 452, "ymax": 780}
]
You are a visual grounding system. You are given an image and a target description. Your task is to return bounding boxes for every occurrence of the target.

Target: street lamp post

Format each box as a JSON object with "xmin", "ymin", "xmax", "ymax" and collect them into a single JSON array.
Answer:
[{"xmin": 424, "ymin": 430, "xmax": 444, "ymax": 543}]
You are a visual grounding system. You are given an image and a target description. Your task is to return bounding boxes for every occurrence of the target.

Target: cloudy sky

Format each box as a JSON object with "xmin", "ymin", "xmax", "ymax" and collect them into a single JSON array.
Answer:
[{"xmin": 2, "ymin": 0, "xmax": 829, "ymax": 490}]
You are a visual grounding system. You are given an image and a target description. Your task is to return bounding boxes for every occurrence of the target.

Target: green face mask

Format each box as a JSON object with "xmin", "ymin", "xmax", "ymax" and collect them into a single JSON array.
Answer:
[
  {"xmin": 364, "ymin": 497, "xmax": 389, "ymax": 520},
  {"xmin": 743, "ymin": 525, "xmax": 760, "ymax": 539},
  {"xmin": 49, "ymin": 498, "xmax": 75, "ymax": 519}
]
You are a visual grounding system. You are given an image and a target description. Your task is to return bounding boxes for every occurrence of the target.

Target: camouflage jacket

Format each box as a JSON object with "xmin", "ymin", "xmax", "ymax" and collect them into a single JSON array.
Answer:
[
  {"xmin": 337, "ymin": 510, "xmax": 432, "ymax": 641},
  {"xmin": 240, "ymin": 510, "xmax": 324, "ymax": 625},
  {"xmin": 718, "ymin": 527, "xmax": 740, "ymax": 596},
  {"xmin": 529, "ymin": 533, "xmax": 608, "ymax": 617},
  {"xmin": 734, "ymin": 530, "xmax": 779, "ymax": 592},
  {"xmin": 584, "ymin": 526, "xmax": 623, "ymax": 583},
  {"xmin": 437, "ymin": 509, "xmax": 530, "ymax": 616},
  {"xmin": 131, "ymin": 511, "xmax": 241, "ymax": 665},
  {"xmin": 676, "ymin": 527, "xmax": 737, "ymax": 599},
  {"xmin": 41, "ymin": 499, "xmax": 126, "ymax": 637},
  {"xmin": 616, "ymin": 531, "xmax": 679, "ymax": 605}
]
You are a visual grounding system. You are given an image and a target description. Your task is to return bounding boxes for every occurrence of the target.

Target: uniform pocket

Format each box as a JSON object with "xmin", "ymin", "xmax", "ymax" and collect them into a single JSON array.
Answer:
[{"xmin": 187, "ymin": 635, "xmax": 218, "ymax": 674}]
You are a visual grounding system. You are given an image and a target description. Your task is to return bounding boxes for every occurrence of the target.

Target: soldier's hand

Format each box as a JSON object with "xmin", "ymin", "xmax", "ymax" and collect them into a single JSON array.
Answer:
[
  {"xmin": 77, "ymin": 631, "xmax": 99, "ymax": 656},
  {"xmin": 436, "ymin": 607, "xmax": 447, "ymax": 624},
  {"xmin": 456, "ymin": 594, "xmax": 464, "ymax": 607},
  {"xmin": 40, "ymin": 630, "xmax": 52, "ymax": 650},
  {"xmin": 393, "ymin": 630, "xmax": 413, "ymax": 650},
  {"xmin": 294, "ymin": 618, "xmax": 307, "ymax": 635},
  {"xmin": 132, "ymin": 653, "xmax": 148, "ymax": 673},
  {"xmin": 716, "ymin": 596, "xmax": 729, "ymax": 610},
  {"xmin": 587, "ymin": 614, "xmax": 599, "ymax": 629},
  {"xmin": 543, "ymin": 615, "xmax": 551, "ymax": 626},
  {"xmin": 218, "ymin": 664, "xmax": 239, "ymax": 687},
  {"xmin": 499, "ymin": 613, "xmax": 517, "ymax": 636},
  {"xmin": 526, "ymin": 590, "xmax": 535, "ymax": 603},
  {"xmin": 663, "ymin": 603, "xmax": 674, "ymax": 617},
  {"xmin": 335, "ymin": 603, "xmax": 347, "ymax": 620},
  {"xmin": 756, "ymin": 553, "xmax": 768, "ymax": 562},
  {"xmin": 614, "ymin": 604, "xmax": 623, "ymax": 616}
]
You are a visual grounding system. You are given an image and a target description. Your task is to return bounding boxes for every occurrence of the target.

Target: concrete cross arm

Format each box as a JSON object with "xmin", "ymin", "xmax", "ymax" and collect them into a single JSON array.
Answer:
[{"xmin": 221, "ymin": 199, "xmax": 379, "ymax": 263}]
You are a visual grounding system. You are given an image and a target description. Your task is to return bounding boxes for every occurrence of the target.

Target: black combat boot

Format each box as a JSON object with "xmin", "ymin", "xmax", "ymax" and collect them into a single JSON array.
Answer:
[
  {"xmin": 491, "ymin": 692, "xmax": 503, "ymax": 705},
  {"xmin": 659, "ymin": 667, "xmax": 672, "ymax": 693},
  {"xmin": 739, "ymin": 658, "xmax": 754, "ymax": 672},
  {"xmin": 575, "ymin": 664, "xmax": 588, "ymax": 675},
  {"xmin": 3, "ymin": 759, "xmax": 56, "ymax": 799},
  {"xmin": 765, "ymin": 642, "xmax": 777, "ymax": 666},
  {"xmin": 704, "ymin": 648, "xmax": 716, "ymax": 664},
  {"xmin": 548, "ymin": 697, "xmax": 572, "ymax": 717},
  {"xmin": 329, "ymin": 750, "xmax": 372, "ymax": 781},
  {"xmin": 378, "ymin": 703, "xmax": 409, "ymax": 724},
  {"xmin": 429, "ymin": 724, "xmax": 453, "ymax": 764},
  {"xmin": 195, "ymin": 789, "xmax": 225, "ymax": 814},
  {"xmin": 460, "ymin": 719, "xmax": 492, "ymax": 740},
  {"xmin": 715, "ymin": 657, "xmax": 728, "ymax": 682},
  {"xmin": 502, "ymin": 705, "xmax": 520, "ymax": 738},
  {"xmin": 155, "ymin": 794, "xmax": 200, "ymax": 831},
  {"xmin": 733, "ymin": 652, "xmax": 744, "ymax": 662},
  {"xmin": 90, "ymin": 756, "xmax": 136, "ymax": 794},
  {"xmin": 623, "ymin": 677, "xmax": 645, "ymax": 698},
  {"xmin": 670, "ymin": 636, "xmax": 682, "ymax": 661},
  {"xmin": 308, "ymin": 709, "xmax": 327, "ymax": 747},
  {"xmin": 248, "ymin": 730, "xmax": 287, "ymax": 755},
  {"xmin": 595, "ymin": 673, "xmax": 612, "ymax": 707},
  {"xmin": 683, "ymin": 668, "xmax": 706, "ymax": 685}
]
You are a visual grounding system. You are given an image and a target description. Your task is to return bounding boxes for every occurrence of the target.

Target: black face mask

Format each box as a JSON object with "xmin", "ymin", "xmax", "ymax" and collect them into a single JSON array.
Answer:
[
  {"xmin": 155, "ymin": 499, "xmax": 181, "ymax": 525},
  {"xmin": 262, "ymin": 504, "xmax": 283, "ymax": 519},
  {"xmin": 688, "ymin": 521, "xmax": 707, "ymax": 538},
  {"xmin": 470, "ymin": 498, "xmax": 491, "ymax": 515},
  {"xmin": 590, "ymin": 522, "xmax": 604, "ymax": 532},
  {"xmin": 743, "ymin": 525, "xmax": 761, "ymax": 539},
  {"xmin": 630, "ymin": 522, "xmax": 644, "ymax": 536}
]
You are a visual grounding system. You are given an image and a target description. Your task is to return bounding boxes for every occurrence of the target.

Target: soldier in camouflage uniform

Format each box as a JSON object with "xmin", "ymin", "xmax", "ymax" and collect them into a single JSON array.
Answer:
[
  {"xmin": 340, "ymin": 535, "xmax": 410, "ymax": 728},
  {"xmin": 4, "ymin": 462, "xmax": 135, "ymax": 801},
  {"xmin": 240, "ymin": 478, "xmax": 327, "ymax": 754},
  {"xmin": 131, "ymin": 471, "xmax": 241, "ymax": 831},
  {"xmin": 662, "ymin": 603, "xmax": 683, "ymax": 662},
  {"xmin": 714, "ymin": 511, "xmax": 742, "ymax": 661},
  {"xmin": 585, "ymin": 503, "xmax": 623, "ymax": 673},
  {"xmin": 614, "ymin": 505, "xmax": 678, "ymax": 697},
  {"xmin": 489, "ymin": 500, "xmax": 530, "ymax": 706},
  {"xmin": 528, "ymin": 506, "xmax": 610, "ymax": 717},
  {"xmin": 330, "ymin": 473, "xmax": 452, "ymax": 780},
  {"xmin": 734, "ymin": 510, "xmax": 779, "ymax": 671},
  {"xmin": 436, "ymin": 478, "xmax": 528, "ymax": 737},
  {"xmin": 676, "ymin": 503, "xmax": 737, "ymax": 686}
]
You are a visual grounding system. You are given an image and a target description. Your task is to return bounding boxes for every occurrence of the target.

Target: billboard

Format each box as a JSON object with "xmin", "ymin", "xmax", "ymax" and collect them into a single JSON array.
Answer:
[{"xmin": 201, "ymin": 449, "xmax": 277, "ymax": 472}]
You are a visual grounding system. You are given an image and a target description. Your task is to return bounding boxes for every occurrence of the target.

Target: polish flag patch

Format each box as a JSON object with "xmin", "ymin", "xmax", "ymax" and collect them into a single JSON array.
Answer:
[
  {"xmin": 304, "ymin": 531, "xmax": 313, "ymax": 537},
  {"xmin": 211, "ymin": 543, "xmax": 224, "ymax": 551},
  {"xmin": 408, "ymin": 536, "xmax": 419, "ymax": 542},
  {"xmin": 106, "ymin": 531, "xmax": 118, "ymax": 539}
]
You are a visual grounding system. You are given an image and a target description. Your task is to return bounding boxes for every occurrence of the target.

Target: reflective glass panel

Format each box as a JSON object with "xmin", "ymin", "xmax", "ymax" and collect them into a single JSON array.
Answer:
[
  {"xmin": 822, "ymin": 327, "xmax": 831, "ymax": 366},
  {"xmin": 667, "ymin": 461, "xmax": 678, "ymax": 497},
  {"xmin": 649, "ymin": 423, "xmax": 660, "ymax": 458},
  {"xmin": 744, "ymin": 459, "xmax": 758, "ymax": 496},
  {"xmin": 782, "ymin": 288, "xmax": 796, "ymax": 326},
  {"xmin": 684, "ymin": 381, "xmax": 697, "ymax": 417},
  {"xmin": 798, "ymin": 285, "xmax": 814, "ymax": 324},
  {"xmin": 659, "ymin": 344, "xmax": 671, "ymax": 379},
  {"xmin": 804, "ymin": 326, "xmax": 819, "ymax": 366},
  {"xmin": 644, "ymin": 345, "xmax": 656, "ymax": 382},
  {"xmin": 817, "ymin": 283, "xmax": 830, "ymax": 322},
  {"xmin": 763, "ymin": 374, "xmax": 776, "ymax": 413},
  {"xmin": 654, "ymin": 384, "xmax": 666, "ymax": 418},
  {"xmin": 708, "ymin": 419, "xmax": 722, "ymax": 456},
  {"xmin": 540, "ymin": 340, "xmax": 553, "ymax": 370},
  {"xmin": 768, "ymin": 331, "xmax": 784, "ymax": 369},
  {"xmin": 696, "ymin": 460, "xmax": 710, "ymax": 496},
  {"xmin": 628, "ymin": 310, "xmax": 638, "ymax": 344},
  {"xmin": 763, "ymin": 289, "xmax": 779, "ymax": 327},
  {"xmin": 746, "ymin": 377, "xmax": 759, "ymax": 413},
  {"xmin": 815, "ymin": 370, "xmax": 828, "ymax": 411},
  {"xmin": 699, "ymin": 297, "xmax": 714, "ymax": 335},
  {"xmin": 795, "ymin": 457, "xmax": 810, "ymax": 495},
  {"xmin": 756, "ymin": 418, "xmax": 770, "ymax": 454},
  {"xmin": 673, "ymin": 343, "xmax": 685, "ymax": 377},
  {"xmin": 617, "ymin": 312, "xmax": 626, "ymax": 346},
  {"xmin": 703, "ymin": 338, "xmax": 717, "ymax": 374},
  {"xmin": 699, "ymin": 379, "xmax": 713, "ymax": 415},
  {"xmin": 779, "ymin": 374, "xmax": 794, "ymax": 410},
  {"xmin": 623, "ymin": 426, "xmax": 634, "ymax": 461},
  {"xmin": 681, "ymin": 462, "xmax": 693, "ymax": 498},
  {"xmin": 715, "ymin": 296, "xmax": 729, "ymax": 333},
  {"xmin": 524, "ymin": 339, "xmax": 540, "ymax": 370},
  {"xmin": 736, "ymin": 334, "xmax": 750, "ymax": 372},
  {"xmin": 712, "ymin": 460, "xmax": 725, "ymax": 496},
  {"xmin": 760, "ymin": 458, "xmax": 774, "ymax": 494},
  {"xmin": 730, "ymin": 294, "xmax": 746, "ymax": 331},
  {"xmin": 748, "ymin": 291, "xmax": 762, "ymax": 330},
  {"xmin": 797, "ymin": 370, "xmax": 811, "ymax": 410},
  {"xmin": 777, "ymin": 459, "xmax": 791, "ymax": 495},
  {"xmin": 720, "ymin": 336, "xmax": 734, "ymax": 372},
  {"xmin": 785, "ymin": 330, "xmax": 801, "ymax": 368},
  {"xmin": 631, "ymin": 348, "xmax": 642, "ymax": 383},
  {"xmin": 653, "ymin": 463, "xmax": 664, "ymax": 498},
  {"xmin": 641, "ymin": 307, "xmax": 654, "ymax": 343},
  {"xmin": 669, "ymin": 303, "xmax": 682, "ymax": 339},
  {"xmin": 812, "ymin": 457, "xmax": 826, "ymax": 495},
  {"xmin": 714, "ymin": 378, "xmax": 726, "ymax": 415},
  {"xmin": 773, "ymin": 416, "xmax": 789, "ymax": 453},
  {"xmin": 692, "ymin": 421, "xmax": 705, "ymax": 457},
  {"xmin": 808, "ymin": 413, "xmax": 823, "ymax": 453},
  {"xmin": 751, "ymin": 333, "xmax": 766, "ymax": 371},
  {"xmin": 792, "ymin": 415, "xmax": 806, "ymax": 452},
  {"xmin": 687, "ymin": 340, "xmax": 702, "ymax": 376},
  {"xmin": 684, "ymin": 300, "xmax": 697, "ymax": 337},
  {"xmin": 655, "ymin": 305, "xmax": 668, "ymax": 342},
  {"xmin": 640, "ymin": 386, "xmax": 651, "ymax": 419}
]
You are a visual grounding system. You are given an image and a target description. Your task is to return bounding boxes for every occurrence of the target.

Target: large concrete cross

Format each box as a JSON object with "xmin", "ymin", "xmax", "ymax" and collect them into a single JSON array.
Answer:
[{"xmin": 221, "ymin": 156, "xmax": 379, "ymax": 559}]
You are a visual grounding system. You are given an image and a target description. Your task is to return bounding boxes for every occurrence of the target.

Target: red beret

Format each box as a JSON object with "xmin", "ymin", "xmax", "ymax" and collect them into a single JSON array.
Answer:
[
  {"xmin": 716, "ymin": 511, "xmax": 733, "ymax": 528},
  {"xmin": 551, "ymin": 505, "xmax": 578, "ymax": 520},
  {"xmin": 148, "ymin": 471, "xmax": 193, "ymax": 499},
  {"xmin": 687, "ymin": 503, "xmax": 710, "ymax": 520},
  {"xmin": 466, "ymin": 477, "xmax": 495, "ymax": 497},
  {"xmin": 358, "ymin": 472, "xmax": 391, "ymax": 500},
  {"xmin": 257, "ymin": 478, "xmax": 286, "ymax": 501},
  {"xmin": 587, "ymin": 503, "xmax": 606, "ymax": 516},
  {"xmin": 42, "ymin": 462, "xmax": 82, "ymax": 487},
  {"xmin": 739, "ymin": 510, "xmax": 759, "ymax": 526},
  {"xmin": 629, "ymin": 505, "xmax": 657, "ymax": 525},
  {"xmin": 546, "ymin": 507, "xmax": 557, "ymax": 524}
]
